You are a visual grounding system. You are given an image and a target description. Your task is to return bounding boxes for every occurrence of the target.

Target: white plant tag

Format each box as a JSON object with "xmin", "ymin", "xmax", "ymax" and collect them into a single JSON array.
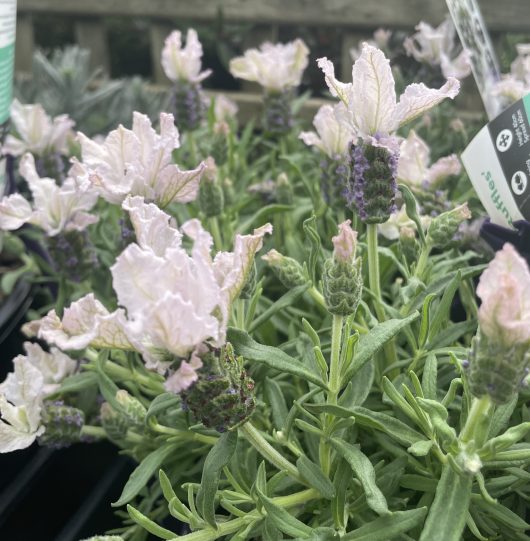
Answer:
[
  {"xmin": 462, "ymin": 94, "xmax": 530, "ymax": 228},
  {"xmin": 446, "ymin": 0, "xmax": 502, "ymax": 120}
]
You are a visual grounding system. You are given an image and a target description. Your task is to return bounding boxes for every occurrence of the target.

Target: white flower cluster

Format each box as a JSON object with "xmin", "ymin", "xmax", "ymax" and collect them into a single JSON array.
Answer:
[
  {"xmin": 404, "ymin": 19, "xmax": 472, "ymax": 80},
  {"xmin": 0, "ymin": 343, "xmax": 76, "ymax": 452},
  {"xmin": 31, "ymin": 197, "xmax": 271, "ymax": 390}
]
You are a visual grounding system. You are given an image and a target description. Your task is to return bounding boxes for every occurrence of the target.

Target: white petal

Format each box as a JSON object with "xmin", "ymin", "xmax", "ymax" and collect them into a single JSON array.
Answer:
[
  {"xmin": 426, "ymin": 155, "xmax": 461, "ymax": 185},
  {"xmin": 122, "ymin": 195, "xmax": 181, "ymax": 255},
  {"xmin": 394, "ymin": 78, "xmax": 460, "ymax": 128},
  {"xmin": 153, "ymin": 162, "xmax": 205, "ymax": 208},
  {"xmin": 350, "ymin": 44, "xmax": 397, "ymax": 135},
  {"xmin": 397, "ymin": 131, "xmax": 430, "ymax": 185},
  {"xmin": 23, "ymin": 342, "xmax": 77, "ymax": 386},
  {"xmin": 317, "ymin": 57, "xmax": 353, "ymax": 104},
  {"xmin": 0, "ymin": 193, "xmax": 33, "ymax": 230}
]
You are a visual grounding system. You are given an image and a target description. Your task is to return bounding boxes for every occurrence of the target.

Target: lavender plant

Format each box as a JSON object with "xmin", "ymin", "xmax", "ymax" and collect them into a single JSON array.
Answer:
[{"xmin": 0, "ymin": 28, "xmax": 529, "ymax": 541}]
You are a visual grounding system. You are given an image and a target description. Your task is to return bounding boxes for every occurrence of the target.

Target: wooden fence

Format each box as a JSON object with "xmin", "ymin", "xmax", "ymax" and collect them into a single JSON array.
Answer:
[{"xmin": 14, "ymin": 0, "xmax": 529, "ymax": 119}]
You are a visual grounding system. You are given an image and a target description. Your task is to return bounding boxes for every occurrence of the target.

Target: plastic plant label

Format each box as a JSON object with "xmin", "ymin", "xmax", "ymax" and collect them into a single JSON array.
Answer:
[
  {"xmin": 462, "ymin": 94, "xmax": 530, "ymax": 228},
  {"xmin": 446, "ymin": 0, "xmax": 501, "ymax": 120},
  {"xmin": 0, "ymin": 0, "xmax": 16, "ymax": 125},
  {"xmin": 0, "ymin": 0, "xmax": 16, "ymax": 194}
]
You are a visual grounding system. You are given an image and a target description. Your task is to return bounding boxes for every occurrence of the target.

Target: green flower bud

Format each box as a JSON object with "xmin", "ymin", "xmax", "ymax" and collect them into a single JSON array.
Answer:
[
  {"xmin": 222, "ymin": 177, "xmax": 235, "ymax": 206},
  {"xmin": 38, "ymin": 401, "xmax": 85, "ymax": 449},
  {"xmin": 115, "ymin": 390, "xmax": 147, "ymax": 427},
  {"xmin": 180, "ymin": 344, "xmax": 255, "ymax": 433},
  {"xmin": 467, "ymin": 331, "xmax": 530, "ymax": 405},
  {"xmin": 198, "ymin": 158, "xmax": 224, "ymax": 217},
  {"xmin": 262, "ymin": 249, "xmax": 308, "ymax": 289},
  {"xmin": 211, "ymin": 121, "xmax": 229, "ymax": 165},
  {"xmin": 322, "ymin": 220, "xmax": 363, "ymax": 316},
  {"xmin": 100, "ymin": 402, "xmax": 129, "ymax": 441},
  {"xmin": 275, "ymin": 172, "xmax": 293, "ymax": 205},
  {"xmin": 426, "ymin": 203, "xmax": 471, "ymax": 248}
]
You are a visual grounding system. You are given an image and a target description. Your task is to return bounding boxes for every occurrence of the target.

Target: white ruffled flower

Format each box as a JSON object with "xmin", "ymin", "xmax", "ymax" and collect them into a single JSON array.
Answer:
[
  {"xmin": 0, "ymin": 359, "xmax": 45, "ymax": 453},
  {"xmin": 350, "ymin": 28, "xmax": 392, "ymax": 61},
  {"xmin": 161, "ymin": 29, "xmax": 211, "ymax": 84},
  {"xmin": 0, "ymin": 153, "xmax": 98, "ymax": 235},
  {"xmin": 229, "ymin": 39, "xmax": 309, "ymax": 92},
  {"xmin": 38, "ymin": 197, "xmax": 272, "ymax": 389},
  {"xmin": 477, "ymin": 243, "xmax": 530, "ymax": 347},
  {"xmin": 318, "ymin": 44, "xmax": 460, "ymax": 152},
  {"xmin": 14, "ymin": 342, "xmax": 77, "ymax": 396},
  {"xmin": 404, "ymin": 19, "xmax": 471, "ymax": 80},
  {"xmin": 38, "ymin": 293, "xmax": 134, "ymax": 352},
  {"xmin": 493, "ymin": 43, "xmax": 530, "ymax": 103},
  {"xmin": 78, "ymin": 112, "xmax": 205, "ymax": 206},
  {"xmin": 212, "ymin": 94, "xmax": 238, "ymax": 123},
  {"xmin": 397, "ymin": 131, "xmax": 461, "ymax": 187},
  {"xmin": 299, "ymin": 103, "xmax": 355, "ymax": 158},
  {"xmin": 2, "ymin": 99, "xmax": 75, "ymax": 157}
]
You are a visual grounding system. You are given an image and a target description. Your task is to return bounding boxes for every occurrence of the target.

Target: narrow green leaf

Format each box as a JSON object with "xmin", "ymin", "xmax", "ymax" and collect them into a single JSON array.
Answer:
[
  {"xmin": 127, "ymin": 504, "xmax": 178, "ymax": 539},
  {"xmin": 292, "ymin": 527, "xmax": 339, "ymax": 541},
  {"xmin": 428, "ymin": 271, "xmax": 461, "ymax": 342},
  {"xmin": 237, "ymin": 204, "xmax": 293, "ymax": 234},
  {"xmin": 418, "ymin": 294, "xmax": 436, "ymax": 349},
  {"xmin": 159, "ymin": 469, "xmax": 177, "ymax": 503},
  {"xmin": 257, "ymin": 488, "xmax": 313, "ymax": 538},
  {"xmin": 343, "ymin": 507, "xmax": 427, "ymax": 540},
  {"xmin": 249, "ymin": 284, "xmax": 310, "ymax": 333},
  {"xmin": 342, "ymin": 361, "xmax": 374, "ymax": 407},
  {"xmin": 407, "ymin": 440, "xmax": 433, "ymax": 457},
  {"xmin": 478, "ymin": 422, "xmax": 530, "ymax": 458},
  {"xmin": 303, "ymin": 214, "xmax": 322, "ymax": 284},
  {"xmin": 113, "ymin": 443, "xmax": 176, "ymax": 506},
  {"xmin": 146, "ymin": 393, "xmax": 181, "ymax": 422},
  {"xmin": 228, "ymin": 328, "xmax": 327, "ymax": 389},
  {"xmin": 55, "ymin": 371, "xmax": 98, "ymax": 394},
  {"xmin": 488, "ymin": 394, "xmax": 518, "ymax": 438},
  {"xmin": 332, "ymin": 458, "xmax": 350, "ymax": 530},
  {"xmin": 421, "ymin": 354, "xmax": 437, "ymax": 401},
  {"xmin": 296, "ymin": 455, "xmax": 335, "ymax": 499},
  {"xmin": 305, "ymin": 403, "xmax": 425, "ymax": 447},
  {"xmin": 265, "ymin": 378, "xmax": 290, "ymax": 431},
  {"xmin": 197, "ymin": 430, "xmax": 238, "ymax": 527},
  {"xmin": 427, "ymin": 319, "xmax": 477, "ymax": 350},
  {"xmin": 330, "ymin": 437, "xmax": 389, "ymax": 515},
  {"xmin": 419, "ymin": 464, "xmax": 472, "ymax": 541},
  {"xmin": 399, "ymin": 184, "xmax": 427, "ymax": 245},
  {"xmin": 343, "ymin": 312, "xmax": 419, "ymax": 383}
]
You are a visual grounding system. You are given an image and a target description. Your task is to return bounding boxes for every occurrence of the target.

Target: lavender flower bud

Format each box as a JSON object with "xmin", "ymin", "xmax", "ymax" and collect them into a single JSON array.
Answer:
[
  {"xmin": 263, "ymin": 90, "xmax": 293, "ymax": 136},
  {"xmin": 346, "ymin": 139, "xmax": 398, "ymax": 224},
  {"xmin": 115, "ymin": 389, "xmax": 147, "ymax": 427},
  {"xmin": 180, "ymin": 344, "xmax": 255, "ymax": 433},
  {"xmin": 239, "ymin": 261, "xmax": 257, "ymax": 300},
  {"xmin": 198, "ymin": 158, "xmax": 224, "ymax": 217},
  {"xmin": 100, "ymin": 402, "xmax": 129, "ymax": 441},
  {"xmin": 171, "ymin": 81, "xmax": 206, "ymax": 131},
  {"xmin": 467, "ymin": 331, "xmax": 530, "ymax": 404},
  {"xmin": 322, "ymin": 221, "xmax": 363, "ymax": 315},
  {"xmin": 37, "ymin": 401, "xmax": 85, "ymax": 449},
  {"xmin": 426, "ymin": 203, "xmax": 471, "ymax": 247},
  {"xmin": 275, "ymin": 172, "xmax": 293, "ymax": 205},
  {"xmin": 262, "ymin": 249, "xmax": 308, "ymax": 289}
]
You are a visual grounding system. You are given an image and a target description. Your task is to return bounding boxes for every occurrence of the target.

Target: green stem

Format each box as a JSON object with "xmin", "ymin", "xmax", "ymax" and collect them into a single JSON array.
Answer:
[
  {"xmin": 414, "ymin": 242, "xmax": 432, "ymax": 281},
  {"xmin": 209, "ymin": 216, "xmax": 223, "ymax": 251},
  {"xmin": 328, "ymin": 314, "xmax": 344, "ymax": 404},
  {"xmin": 459, "ymin": 395, "xmax": 493, "ymax": 444},
  {"xmin": 239, "ymin": 422, "xmax": 303, "ymax": 483},
  {"xmin": 308, "ymin": 286, "xmax": 327, "ymax": 311},
  {"xmin": 177, "ymin": 489, "xmax": 319, "ymax": 541},
  {"xmin": 81, "ymin": 425, "xmax": 107, "ymax": 440},
  {"xmin": 150, "ymin": 420, "xmax": 218, "ymax": 445},
  {"xmin": 366, "ymin": 223, "xmax": 397, "ymax": 373}
]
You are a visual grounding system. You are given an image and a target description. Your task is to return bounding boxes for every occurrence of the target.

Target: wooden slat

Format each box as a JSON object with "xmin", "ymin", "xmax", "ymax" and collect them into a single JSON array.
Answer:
[
  {"xmin": 14, "ymin": 14, "xmax": 34, "ymax": 74},
  {"xmin": 17, "ymin": 0, "xmax": 530, "ymax": 32},
  {"xmin": 149, "ymin": 21, "xmax": 174, "ymax": 84},
  {"xmin": 74, "ymin": 18, "xmax": 110, "ymax": 75}
]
